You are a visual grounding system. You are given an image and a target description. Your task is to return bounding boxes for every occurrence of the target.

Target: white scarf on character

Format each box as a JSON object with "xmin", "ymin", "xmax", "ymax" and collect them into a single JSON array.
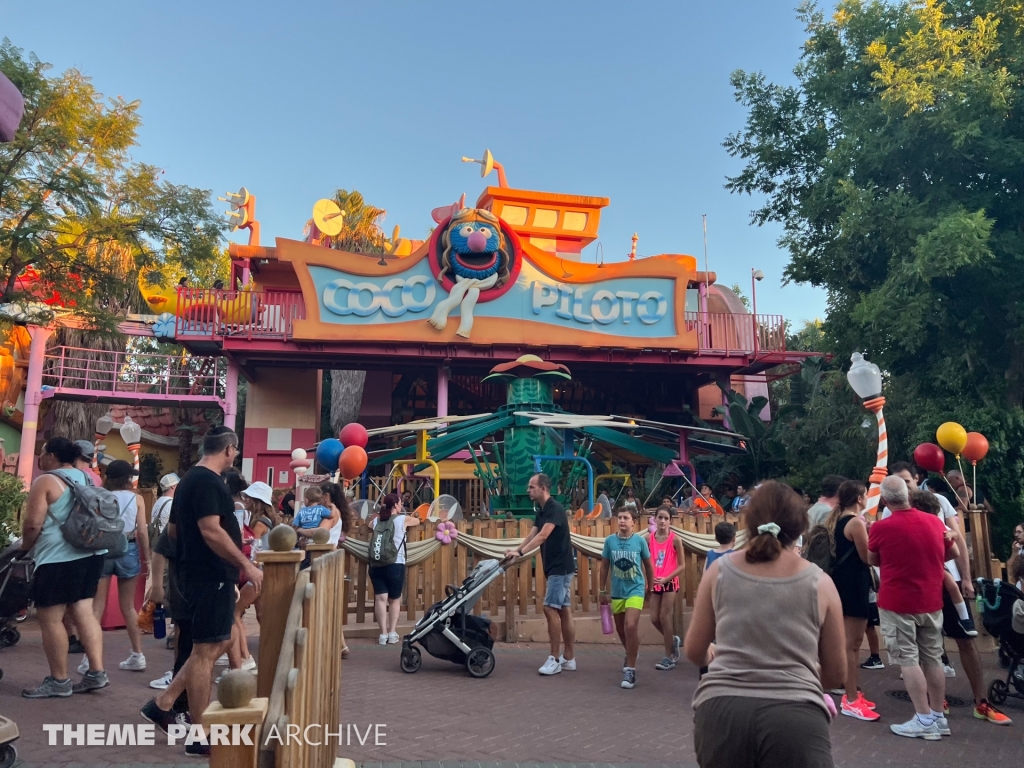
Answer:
[{"xmin": 428, "ymin": 272, "xmax": 498, "ymax": 338}]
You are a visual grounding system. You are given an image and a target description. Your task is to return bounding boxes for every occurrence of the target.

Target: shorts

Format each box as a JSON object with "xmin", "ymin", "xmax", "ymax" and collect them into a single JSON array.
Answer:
[
  {"xmin": 181, "ymin": 581, "xmax": 236, "ymax": 644},
  {"xmin": 695, "ymin": 696, "xmax": 833, "ymax": 768},
  {"xmin": 543, "ymin": 573, "xmax": 573, "ymax": 609},
  {"xmin": 31, "ymin": 555, "xmax": 104, "ymax": 608},
  {"xmin": 941, "ymin": 583, "xmax": 975, "ymax": 640},
  {"xmin": 369, "ymin": 563, "xmax": 406, "ymax": 600},
  {"xmin": 612, "ymin": 596, "xmax": 645, "ymax": 614},
  {"xmin": 867, "ymin": 602, "xmax": 880, "ymax": 627},
  {"xmin": 878, "ymin": 608, "xmax": 944, "ymax": 667},
  {"xmin": 102, "ymin": 540, "xmax": 141, "ymax": 580}
]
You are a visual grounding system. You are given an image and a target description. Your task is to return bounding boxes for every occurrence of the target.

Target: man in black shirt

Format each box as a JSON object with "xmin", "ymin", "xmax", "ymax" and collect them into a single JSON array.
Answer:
[
  {"xmin": 142, "ymin": 427, "xmax": 263, "ymax": 757},
  {"xmin": 505, "ymin": 473, "xmax": 576, "ymax": 675}
]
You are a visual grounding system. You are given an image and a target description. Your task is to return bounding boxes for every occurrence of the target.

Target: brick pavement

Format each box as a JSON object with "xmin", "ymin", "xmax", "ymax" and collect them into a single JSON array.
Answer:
[{"xmin": 1, "ymin": 619, "xmax": 1020, "ymax": 767}]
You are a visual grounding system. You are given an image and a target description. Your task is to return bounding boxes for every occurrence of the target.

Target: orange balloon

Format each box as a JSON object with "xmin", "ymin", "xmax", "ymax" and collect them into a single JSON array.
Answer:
[
  {"xmin": 338, "ymin": 445, "xmax": 368, "ymax": 479},
  {"xmin": 962, "ymin": 432, "xmax": 989, "ymax": 464}
]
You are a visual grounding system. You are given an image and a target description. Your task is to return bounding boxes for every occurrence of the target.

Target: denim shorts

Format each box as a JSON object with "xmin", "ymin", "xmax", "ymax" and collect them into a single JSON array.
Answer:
[
  {"xmin": 102, "ymin": 540, "xmax": 141, "ymax": 580},
  {"xmin": 544, "ymin": 573, "xmax": 573, "ymax": 609}
]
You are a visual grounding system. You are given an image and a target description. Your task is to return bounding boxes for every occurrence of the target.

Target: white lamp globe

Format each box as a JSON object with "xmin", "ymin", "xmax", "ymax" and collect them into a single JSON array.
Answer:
[
  {"xmin": 291, "ymin": 448, "xmax": 307, "ymax": 461},
  {"xmin": 847, "ymin": 352, "xmax": 883, "ymax": 399}
]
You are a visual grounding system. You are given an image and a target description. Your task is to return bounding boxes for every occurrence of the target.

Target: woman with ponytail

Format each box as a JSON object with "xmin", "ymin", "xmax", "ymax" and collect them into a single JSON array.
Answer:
[
  {"xmin": 684, "ymin": 481, "xmax": 846, "ymax": 768},
  {"xmin": 368, "ymin": 493, "xmax": 420, "ymax": 645}
]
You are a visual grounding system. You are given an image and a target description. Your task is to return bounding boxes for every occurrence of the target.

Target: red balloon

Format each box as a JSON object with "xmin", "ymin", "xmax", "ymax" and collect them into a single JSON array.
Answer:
[
  {"xmin": 339, "ymin": 422, "xmax": 369, "ymax": 450},
  {"xmin": 913, "ymin": 443, "xmax": 946, "ymax": 474},
  {"xmin": 962, "ymin": 432, "xmax": 989, "ymax": 464},
  {"xmin": 338, "ymin": 445, "xmax": 368, "ymax": 480}
]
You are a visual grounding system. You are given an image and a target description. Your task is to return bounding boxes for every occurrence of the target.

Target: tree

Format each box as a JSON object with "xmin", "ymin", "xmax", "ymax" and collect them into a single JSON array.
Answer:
[
  {"xmin": 726, "ymin": 1, "xmax": 1024, "ymax": 551},
  {"xmin": 0, "ymin": 39, "xmax": 222, "ymax": 330}
]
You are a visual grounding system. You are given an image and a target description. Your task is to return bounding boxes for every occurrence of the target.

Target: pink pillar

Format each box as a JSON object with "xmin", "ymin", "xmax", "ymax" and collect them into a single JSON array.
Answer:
[
  {"xmin": 17, "ymin": 325, "xmax": 54, "ymax": 485},
  {"xmin": 437, "ymin": 366, "xmax": 449, "ymax": 418},
  {"xmin": 223, "ymin": 358, "xmax": 240, "ymax": 430}
]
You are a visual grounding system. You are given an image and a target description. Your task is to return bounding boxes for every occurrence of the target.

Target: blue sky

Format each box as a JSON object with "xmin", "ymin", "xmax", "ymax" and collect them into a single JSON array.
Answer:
[{"xmin": 5, "ymin": 1, "xmax": 828, "ymax": 323}]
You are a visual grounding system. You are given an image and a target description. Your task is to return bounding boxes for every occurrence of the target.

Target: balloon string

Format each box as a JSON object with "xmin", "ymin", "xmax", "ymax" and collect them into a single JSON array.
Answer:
[
  {"xmin": 972, "ymin": 461, "xmax": 977, "ymax": 513},
  {"xmin": 955, "ymin": 455, "xmax": 968, "ymax": 511},
  {"xmin": 940, "ymin": 473, "xmax": 965, "ymax": 513}
]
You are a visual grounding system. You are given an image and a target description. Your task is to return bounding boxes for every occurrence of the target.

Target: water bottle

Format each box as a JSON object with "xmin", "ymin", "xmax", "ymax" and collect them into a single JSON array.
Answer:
[
  {"xmin": 153, "ymin": 605, "xmax": 166, "ymax": 640},
  {"xmin": 600, "ymin": 602, "xmax": 614, "ymax": 635}
]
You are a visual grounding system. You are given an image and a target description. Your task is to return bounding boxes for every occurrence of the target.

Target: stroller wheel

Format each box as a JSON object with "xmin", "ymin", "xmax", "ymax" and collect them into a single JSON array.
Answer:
[
  {"xmin": 0, "ymin": 743, "xmax": 15, "ymax": 768},
  {"xmin": 998, "ymin": 647, "xmax": 1011, "ymax": 669},
  {"xmin": 989, "ymin": 679, "xmax": 1009, "ymax": 705},
  {"xmin": 466, "ymin": 647, "xmax": 495, "ymax": 679},
  {"xmin": 400, "ymin": 646, "xmax": 422, "ymax": 674},
  {"xmin": 0, "ymin": 628, "xmax": 20, "ymax": 649}
]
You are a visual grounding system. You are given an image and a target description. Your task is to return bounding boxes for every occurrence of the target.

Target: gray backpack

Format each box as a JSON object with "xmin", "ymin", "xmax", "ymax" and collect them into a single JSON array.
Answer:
[
  {"xmin": 46, "ymin": 470, "xmax": 126, "ymax": 553},
  {"xmin": 368, "ymin": 517, "xmax": 404, "ymax": 567}
]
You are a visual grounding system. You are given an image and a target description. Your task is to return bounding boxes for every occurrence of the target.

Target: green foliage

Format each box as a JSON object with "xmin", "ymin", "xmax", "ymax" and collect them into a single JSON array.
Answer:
[
  {"xmin": 328, "ymin": 189, "xmax": 388, "ymax": 254},
  {"xmin": 138, "ymin": 452, "xmax": 163, "ymax": 489},
  {"xmin": 0, "ymin": 472, "xmax": 27, "ymax": 550},
  {"xmin": 0, "ymin": 39, "xmax": 223, "ymax": 329},
  {"xmin": 725, "ymin": 0, "xmax": 1024, "ymax": 550}
]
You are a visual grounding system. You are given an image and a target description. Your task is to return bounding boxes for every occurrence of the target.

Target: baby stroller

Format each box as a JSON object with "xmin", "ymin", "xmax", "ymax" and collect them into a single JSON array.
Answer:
[
  {"xmin": 0, "ymin": 541, "xmax": 32, "ymax": 678},
  {"xmin": 975, "ymin": 577, "xmax": 1024, "ymax": 706},
  {"xmin": 400, "ymin": 558, "xmax": 506, "ymax": 678}
]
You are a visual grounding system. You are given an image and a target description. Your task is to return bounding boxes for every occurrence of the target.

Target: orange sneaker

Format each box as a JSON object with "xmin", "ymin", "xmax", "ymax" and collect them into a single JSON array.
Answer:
[
  {"xmin": 841, "ymin": 694, "xmax": 880, "ymax": 721},
  {"xmin": 857, "ymin": 691, "xmax": 876, "ymax": 710},
  {"xmin": 943, "ymin": 699, "xmax": 949, "ymax": 716},
  {"xmin": 136, "ymin": 600, "xmax": 155, "ymax": 634},
  {"xmin": 974, "ymin": 701, "xmax": 1012, "ymax": 725}
]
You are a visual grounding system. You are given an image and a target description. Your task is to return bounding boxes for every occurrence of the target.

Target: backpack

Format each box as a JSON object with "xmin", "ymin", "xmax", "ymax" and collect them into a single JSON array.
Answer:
[
  {"xmin": 804, "ymin": 523, "xmax": 854, "ymax": 576},
  {"xmin": 148, "ymin": 496, "xmax": 173, "ymax": 546},
  {"xmin": 46, "ymin": 470, "xmax": 127, "ymax": 554},
  {"xmin": 368, "ymin": 517, "xmax": 404, "ymax": 567}
]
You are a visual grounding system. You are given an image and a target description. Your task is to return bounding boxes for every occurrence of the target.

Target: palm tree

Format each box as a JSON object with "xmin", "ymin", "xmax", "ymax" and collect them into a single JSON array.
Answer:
[{"xmin": 322, "ymin": 189, "xmax": 388, "ymax": 435}]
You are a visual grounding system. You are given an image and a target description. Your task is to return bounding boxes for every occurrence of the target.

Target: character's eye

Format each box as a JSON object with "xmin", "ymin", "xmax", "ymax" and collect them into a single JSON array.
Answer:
[
  {"xmin": 477, "ymin": 226, "xmax": 494, "ymax": 240},
  {"xmin": 459, "ymin": 225, "xmax": 476, "ymax": 238}
]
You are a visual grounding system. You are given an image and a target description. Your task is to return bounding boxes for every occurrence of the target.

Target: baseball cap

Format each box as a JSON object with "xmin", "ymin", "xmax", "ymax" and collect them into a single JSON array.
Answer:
[
  {"xmin": 105, "ymin": 459, "xmax": 139, "ymax": 480},
  {"xmin": 74, "ymin": 440, "xmax": 95, "ymax": 460},
  {"xmin": 159, "ymin": 472, "xmax": 180, "ymax": 491},
  {"xmin": 242, "ymin": 481, "xmax": 273, "ymax": 506}
]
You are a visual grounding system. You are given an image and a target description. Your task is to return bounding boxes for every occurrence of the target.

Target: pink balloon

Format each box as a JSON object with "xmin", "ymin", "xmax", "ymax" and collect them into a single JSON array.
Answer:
[
  {"xmin": 913, "ymin": 443, "xmax": 945, "ymax": 474},
  {"xmin": 339, "ymin": 422, "xmax": 369, "ymax": 450}
]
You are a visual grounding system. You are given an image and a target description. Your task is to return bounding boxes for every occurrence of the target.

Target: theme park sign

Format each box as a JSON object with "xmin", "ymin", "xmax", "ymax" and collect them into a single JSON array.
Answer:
[{"xmin": 278, "ymin": 207, "xmax": 700, "ymax": 350}]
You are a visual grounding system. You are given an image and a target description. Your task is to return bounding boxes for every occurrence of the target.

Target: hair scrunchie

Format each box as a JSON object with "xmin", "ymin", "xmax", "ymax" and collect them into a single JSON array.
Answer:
[{"xmin": 757, "ymin": 522, "xmax": 781, "ymax": 538}]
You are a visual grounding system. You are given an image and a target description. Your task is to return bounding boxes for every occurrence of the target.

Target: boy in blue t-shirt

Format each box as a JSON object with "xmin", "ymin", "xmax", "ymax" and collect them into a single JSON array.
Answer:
[
  {"xmin": 600, "ymin": 507, "xmax": 653, "ymax": 690},
  {"xmin": 292, "ymin": 486, "xmax": 331, "ymax": 539}
]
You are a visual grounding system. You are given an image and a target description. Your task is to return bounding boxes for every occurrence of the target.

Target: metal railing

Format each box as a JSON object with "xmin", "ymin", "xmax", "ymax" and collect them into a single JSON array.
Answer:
[
  {"xmin": 40, "ymin": 346, "xmax": 226, "ymax": 400},
  {"xmin": 173, "ymin": 287, "xmax": 306, "ymax": 341},
  {"xmin": 684, "ymin": 311, "xmax": 786, "ymax": 354}
]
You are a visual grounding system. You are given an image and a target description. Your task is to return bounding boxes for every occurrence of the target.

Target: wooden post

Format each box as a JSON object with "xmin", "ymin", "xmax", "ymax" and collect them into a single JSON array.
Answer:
[
  {"xmin": 254, "ymin": 550, "xmax": 303, "ymax": 699},
  {"xmin": 203, "ymin": 697, "xmax": 269, "ymax": 768},
  {"xmin": 306, "ymin": 543, "xmax": 334, "ymax": 562}
]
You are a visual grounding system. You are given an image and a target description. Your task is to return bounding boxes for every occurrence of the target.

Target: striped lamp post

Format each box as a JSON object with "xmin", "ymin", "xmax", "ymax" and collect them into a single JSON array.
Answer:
[
  {"xmin": 94, "ymin": 414, "xmax": 114, "ymax": 472},
  {"xmin": 847, "ymin": 352, "xmax": 886, "ymax": 518},
  {"xmin": 120, "ymin": 415, "xmax": 142, "ymax": 489}
]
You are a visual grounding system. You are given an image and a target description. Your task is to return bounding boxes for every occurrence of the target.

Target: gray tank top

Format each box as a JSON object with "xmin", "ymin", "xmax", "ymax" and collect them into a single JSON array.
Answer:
[{"xmin": 693, "ymin": 553, "xmax": 827, "ymax": 714}]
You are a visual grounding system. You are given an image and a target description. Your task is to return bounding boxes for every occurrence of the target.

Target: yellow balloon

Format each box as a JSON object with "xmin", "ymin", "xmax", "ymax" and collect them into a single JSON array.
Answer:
[{"xmin": 936, "ymin": 422, "xmax": 968, "ymax": 456}]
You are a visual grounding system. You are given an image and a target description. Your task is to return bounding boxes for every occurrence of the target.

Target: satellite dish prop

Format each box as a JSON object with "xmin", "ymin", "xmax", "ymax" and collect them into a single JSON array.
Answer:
[
  {"xmin": 427, "ymin": 494, "xmax": 462, "ymax": 522},
  {"xmin": 219, "ymin": 187, "xmax": 250, "ymax": 231},
  {"xmin": 312, "ymin": 199, "xmax": 345, "ymax": 237},
  {"xmin": 461, "ymin": 148, "xmax": 506, "ymax": 186}
]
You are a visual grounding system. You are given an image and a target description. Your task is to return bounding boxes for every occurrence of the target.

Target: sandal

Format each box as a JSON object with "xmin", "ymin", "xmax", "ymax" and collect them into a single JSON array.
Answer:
[{"xmin": 341, "ymin": 647, "xmax": 350, "ymax": 659}]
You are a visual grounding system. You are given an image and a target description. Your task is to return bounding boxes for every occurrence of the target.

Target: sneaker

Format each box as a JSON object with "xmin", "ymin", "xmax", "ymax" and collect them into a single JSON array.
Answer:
[
  {"xmin": 73, "ymin": 669, "xmax": 109, "ymax": 693},
  {"xmin": 974, "ymin": 701, "xmax": 1012, "ymax": 725},
  {"xmin": 860, "ymin": 654, "xmax": 884, "ymax": 670},
  {"xmin": 621, "ymin": 667, "xmax": 636, "ymax": 689},
  {"xmin": 119, "ymin": 651, "xmax": 147, "ymax": 671},
  {"xmin": 858, "ymin": 690, "xmax": 877, "ymax": 709},
  {"xmin": 934, "ymin": 715, "xmax": 951, "ymax": 736},
  {"xmin": 377, "ymin": 634, "xmax": 388, "ymax": 646},
  {"xmin": 22, "ymin": 676, "xmax": 73, "ymax": 698},
  {"xmin": 623, "ymin": 652, "xmax": 639, "ymax": 671},
  {"xmin": 655, "ymin": 656, "xmax": 676, "ymax": 670},
  {"xmin": 67, "ymin": 635, "xmax": 85, "ymax": 654},
  {"xmin": 141, "ymin": 698, "xmax": 177, "ymax": 734},
  {"xmin": 387, "ymin": 631, "xmax": 400, "ymax": 644},
  {"xmin": 214, "ymin": 653, "xmax": 229, "ymax": 666},
  {"xmin": 539, "ymin": 655, "xmax": 562, "ymax": 675},
  {"xmin": 185, "ymin": 741, "xmax": 211, "ymax": 757},
  {"xmin": 150, "ymin": 670, "xmax": 173, "ymax": 689},
  {"xmin": 558, "ymin": 655, "xmax": 576, "ymax": 671},
  {"xmin": 957, "ymin": 612, "xmax": 979, "ymax": 637},
  {"xmin": 672, "ymin": 635, "xmax": 681, "ymax": 661},
  {"xmin": 841, "ymin": 694, "xmax": 880, "ymax": 721},
  {"xmin": 77, "ymin": 654, "xmax": 89, "ymax": 674},
  {"xmin": 943, "ymin": 699, "xmax": 950, "ymax": 716},
  {"xmin": 241, "ymin": 656, "xmax": 257, "ymax": 672},
  {"xmin": 137, "ymin": 600, "xmax": 156, "ymax": 633},
  {"xmin": 890, "ymin": 716, "xmax": 941, "ymax": 740},
  {"xmin": 943, "ymin": 663, "xmax": 956, "ymax": 678},
  {"xmin": 174, "ymin": 711, "xmax": 192, "ymax": 728}
]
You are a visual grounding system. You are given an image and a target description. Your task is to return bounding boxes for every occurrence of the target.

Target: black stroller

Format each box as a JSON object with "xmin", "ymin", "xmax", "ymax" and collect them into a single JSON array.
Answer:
[
  {"xmin": 975, "ymin": 577, "xmax": 1024, "ymax": 706},
  {"xmin": 0, "ymin": 541, "xmax": 32, "ymax": 672},
  {"xmin": 400, "ymin": 559, "xmax": 505, "ymax": 678}
]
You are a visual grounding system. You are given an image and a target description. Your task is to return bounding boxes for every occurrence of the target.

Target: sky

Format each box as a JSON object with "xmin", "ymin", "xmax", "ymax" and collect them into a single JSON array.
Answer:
[{"xmin": 4, "ymin": 1, "xmax": 829, "ymax": 323}]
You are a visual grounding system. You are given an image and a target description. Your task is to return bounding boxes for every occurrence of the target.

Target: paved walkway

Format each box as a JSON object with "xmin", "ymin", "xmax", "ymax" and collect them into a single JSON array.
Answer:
[{"xmin": 1, "ymin": 619, "xmax": 1020, "ymax": 767}]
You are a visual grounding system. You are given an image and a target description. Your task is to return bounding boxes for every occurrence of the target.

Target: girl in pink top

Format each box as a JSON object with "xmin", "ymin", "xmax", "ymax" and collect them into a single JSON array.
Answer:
[{"xmin": 649, "ymin": 505, "xmax": 685, "ymax": 670}]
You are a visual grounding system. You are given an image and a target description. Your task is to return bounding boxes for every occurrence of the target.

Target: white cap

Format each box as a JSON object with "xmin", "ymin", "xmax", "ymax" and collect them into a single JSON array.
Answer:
[
  {"xmin": 159, "ymin": 473, "xmax": 180, "ymax": 491},
  {"xmin": 242, "ymin": 481, "xmax": 273, "ymax": 506}
]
